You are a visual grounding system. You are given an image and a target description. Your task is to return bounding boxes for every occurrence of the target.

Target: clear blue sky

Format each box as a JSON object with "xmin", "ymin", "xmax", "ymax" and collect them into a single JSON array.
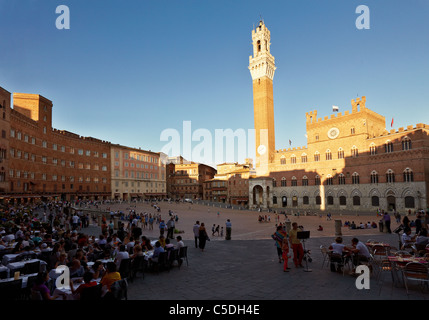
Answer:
[{"xmin": 1, "ymin": 0, "xmax": 428, "ymax": 166}]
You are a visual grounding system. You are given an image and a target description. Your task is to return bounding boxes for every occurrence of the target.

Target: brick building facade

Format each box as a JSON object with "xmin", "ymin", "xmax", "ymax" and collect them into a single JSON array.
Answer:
[{"xmin": 248, "ymin": 22, "xmax": 429, "ymax": 213}]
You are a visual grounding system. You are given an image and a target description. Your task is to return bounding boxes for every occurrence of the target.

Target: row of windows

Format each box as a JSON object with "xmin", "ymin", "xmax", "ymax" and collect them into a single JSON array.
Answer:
[
  {"xmin": 115, "ymin": 170, "xmax": 158, "ymax": 180},
  {"xmin": 9, "ymin": 149, "xmax": 108, "ymax": 170},
  {"xmin": 10, "ymin": 129, "xmax": 108, "ymax": 158},
  {"xmin": 272, "ymin": 195, "xmax": 416, "ymax": 208},
  {"xmin": 117, "ymin": 162, "xmax": 157, "ymax": 170},
  {"xmin": 273, "ymin": 169, "xmax": 414, "ymax": 187},
  {"xmin": 116, "ymin": 151, "xmax": 158, "ymax": 164},
  {"xmin": 8, "ymin": 170, "xmax": 108, "ymax": 183},
  {"xmin": 279, "ymin": 138, "xmax": 413, "ymax": 165}
]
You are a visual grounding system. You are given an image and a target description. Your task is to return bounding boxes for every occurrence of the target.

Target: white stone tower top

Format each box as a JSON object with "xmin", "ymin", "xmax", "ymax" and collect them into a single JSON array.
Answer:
[{"xmin": 248, "ymin": 20, "xmax": 276, "ymax": 81}]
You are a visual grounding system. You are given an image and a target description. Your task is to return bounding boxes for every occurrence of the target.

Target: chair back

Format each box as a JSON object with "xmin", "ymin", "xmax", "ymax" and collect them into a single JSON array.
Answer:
[
  {"xmin": 179, "ymin": 246, "xmax": 188, "ymax": 258},
  {"xmin": 23, "ymin": 260, "xmax": 41, "ymax": 275},
  {"xmin": 111, "ymin": 279, "xmax": 128, "ymax": 300},
  {"xmin": 30, "ymin": 289, "xmax": 43, "ymax": 300},
  {"xmin": 403, "ymin": 262, "xmax": 429, "ymax": 280},
  {"xmin": 119, "ymin": 258, "xmax": 131, "ymax": 279}
]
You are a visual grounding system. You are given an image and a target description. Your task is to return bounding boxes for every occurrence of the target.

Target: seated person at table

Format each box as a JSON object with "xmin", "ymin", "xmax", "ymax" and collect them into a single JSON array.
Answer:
[
  {"xmin": 33, "ymin": 271, "xmax": 65, "ymax": 300},
  {"xmin": 349, "ymin": 222, "xmax": 357, "ymax": 230},
  {"xmin": 70, "ymin": 271, "xmax": 98, "ymax": 297},
  {"xmin": 32, "ymin": 231, "xmax": 43, "ymax": 246},
  {"xmin": 114, "ymin": 245, "xmax": 129, "ymax": 269},
  {"xmin": 328, "ymin": 237, "xmax": 346, "ymax": 272},
  {"xmin": 54, "ymin": 253, "xmax": 68, "ymax": 268},
  {"xmin": 150, "ymin": 241, "xmax": 165, "ymax": 263},
  {"xmin": 344, "ymin": 238, "xmax": 371, "ymax": 267},
  {"xmin": 415, "ymin": 228, "xmax": 429, "ymax": 246},
  {"xmin": 130, "ymin": 244, "xmax": 143, "ymax": 260},
  {"xmin": 158, "ymin": 235, "xmax": 166, "ymax": 248},
  {"xmin": 11, "ymin": 238, "xmax": 24, "ymax": 253},
  {"xmin": 100, "ymin": 262, "xmax": 121, "ymax": 295},
  {"xmin": 141, "ymin": 236, "xmax": 153, "ymax": 251},
  {"xmin": 69, "ymin": 260, "xmax": 85, "ymax": 278},
  {"xmin": 401, "ymin": 228, "xmax": 415, "ymax": 249},
  {"xmin": 90, "ymin": 261, "xmax": 105, "ymax": 280},
  {"xmin": 176, "ymin": 236, "xmax": 185, "ymax": 250}
]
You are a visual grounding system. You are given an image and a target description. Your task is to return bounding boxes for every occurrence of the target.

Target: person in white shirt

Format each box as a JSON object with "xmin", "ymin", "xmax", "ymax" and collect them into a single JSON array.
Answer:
[
  {"xmin": 193, "ymin": 221, "xmax": 200, "ymax": 249},
  {"xmin": 176, "ymin": 236, "xmax": 185, "ymax": 249},
  {"xmin": 401, "ymin": 228, "xmax": 415, "ymax": 249},
  {"xmin": 345, "ymin": 238, "xmax": 371, "ymax": 267},
  {"xmin": 115, "ymin": 245, "xmax": 129, "ymax": 269},
  {"xmin": 328, "ymin": 237, "xmax": 346, "ymax": 272}
]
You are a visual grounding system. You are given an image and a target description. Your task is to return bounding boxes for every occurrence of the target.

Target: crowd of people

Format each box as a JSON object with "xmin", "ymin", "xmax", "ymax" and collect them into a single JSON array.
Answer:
[{"xmin": 0, "ymin": 200, "xmax": 187, "ymax": 300}]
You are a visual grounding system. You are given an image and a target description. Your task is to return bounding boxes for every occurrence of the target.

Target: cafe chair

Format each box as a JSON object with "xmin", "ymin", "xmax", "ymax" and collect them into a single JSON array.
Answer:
[
  {"xmin": 111, "ymin": 279, "xmax": 128, "ymax": 300},
  {"xmin": 394, "ymin": 250, "xmax": 413, "ymax": 258},
  {"xmin": 80, "ymin": 284, "xmax": 102, "ymax": 300},
  {"xmin": 177, "ymin": 246, "xmax": 188, "ymax": 268},
  {"xmin": 130, "ymin": 256, "xmax": 145, "ymax": 282},
  {"xmin": 0, "ymin": 279, "xmax": 23, "ymax": 301},
  {"xmin": 402, "ymin": 262, "xmax": 429, "ymax": 294},
  {"xmin": 377, "ymin": 259, "xmax": 396, "ymax": 296},
  {"xmin": 118, "ymin": 258, "xmax": 131, "ymax": 280},
  {"xmin": 30, "ymin": 289, "xmax": 43, "ymax": 301},
  {"xmin": 22, "ymin": 260, "xmax": 41, "ymax": 275},
  {"xmin": 22, "ymin": 274, "xmax": 39, "ymax": 300},
  {"xmin": 320, "ymin": 245, "xmax": 330, "ymax": 269}
]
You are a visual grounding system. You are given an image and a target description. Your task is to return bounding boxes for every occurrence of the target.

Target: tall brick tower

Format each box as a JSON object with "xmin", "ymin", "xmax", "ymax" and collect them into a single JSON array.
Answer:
[{"xmin": 249, "ymin": 20, "xmax": 276, "ymax": 172}]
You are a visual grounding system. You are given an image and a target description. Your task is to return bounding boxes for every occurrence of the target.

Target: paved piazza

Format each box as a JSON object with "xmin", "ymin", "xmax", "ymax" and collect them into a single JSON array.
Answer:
[{"xmin": 81, "ymin": 201, "xmax": 428, "ymax": 300}]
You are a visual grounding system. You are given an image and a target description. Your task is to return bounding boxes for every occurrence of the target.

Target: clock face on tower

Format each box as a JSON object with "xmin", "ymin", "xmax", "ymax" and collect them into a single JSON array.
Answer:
[
  {"xmin": 257, "ymin": 144, "xmax": 266, "ymax": 155},
  {"xmin": 328, "ymin": 127, "xmax": 340, "ymax": 139}
]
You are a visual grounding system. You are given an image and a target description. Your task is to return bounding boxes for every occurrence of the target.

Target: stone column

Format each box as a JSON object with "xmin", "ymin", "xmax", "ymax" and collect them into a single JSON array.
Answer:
[{"xmin": 335, "ymin": 220, "xmax": 342, "ymax": 236}]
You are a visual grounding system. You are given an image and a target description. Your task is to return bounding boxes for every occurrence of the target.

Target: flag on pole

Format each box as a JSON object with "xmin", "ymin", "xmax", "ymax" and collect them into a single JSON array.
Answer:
[
  {"xmin": 289, "ymin": 139, "xmax": 292, "ymax": 146},
  {"xmin": 332, "ymin": 106, "xmax": 339, "ymax": 112},
  {"xmin": 391, "ymin": 118, "xmax": 394, "ymax": 128}
]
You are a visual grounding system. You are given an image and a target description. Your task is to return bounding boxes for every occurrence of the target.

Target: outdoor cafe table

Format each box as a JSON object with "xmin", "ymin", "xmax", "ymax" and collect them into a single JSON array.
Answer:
[
  {"xmin": 6, "ymin": 259, "xmax": 47, "ymax": 277},
  {"xmin": 387, "ymin": 256, "xmax": 429, "ymax": 287},
  {"xmin": 53, "ymin": 277, "xmax": 102, "ymax": 300},
  {"xmin": 0, "ymin": 272, "xmax": 38, "ymax": 288}
]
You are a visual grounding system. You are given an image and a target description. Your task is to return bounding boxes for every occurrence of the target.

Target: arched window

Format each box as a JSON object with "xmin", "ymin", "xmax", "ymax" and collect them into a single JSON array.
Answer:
[
  {"xmin": 386, "ymin": 169, "xmax": 395, "ymax": 183},
  {"xmin": 281, "ymin": 177, "xmax": 286, "ymax": 187},
  {"xmin": 352, "ymin": 172, "xmax": 360, "ymax": 184},
  {"xmin": 402, "ymin": 137, "xmax": 412, "ymax": 151},
  {"xmin": 338, "ymin": 148, "xmax": 344, "ymax": 159},
  {"xmin": 325, "ymin": 150, "xmax": 332, "ymax": 161},
  {"xmin": 339, "ymin": 196, "xmax": 347, "ymax": 206},
  {"xmin": 351, "ymin": 127, "xmax": 355, "ymax": 135},
  {"xmin": 327, "ymin": 196, "xmax": 334, "ymax": 205},
  {"xmin": 370, "ymin": 143, "xmax": 377, "ymax": 155},
  {"xmin": 353, "ymin": 196, "xmax": 361, "ymax": 206},
  {"xmin": 315, "ymin": 195, "xmax": 321, "ymax": 205},
  {"xmin": 326, "ymin": 174, "xmax": 333, "ymax": 185},
  {"xmin": 301, "ymin": 153, "xmax": 307, "ymax": 163},
  {"xmin": 282, "ymin": 196, "xmax": 287, "ymax": 207},
  {"xmin": 385, "ymin": 141, "xmax": 394, "ymax": 153},
  {"xmin": 291, "ymin": 176, "xmax": 297, "ymax": 186},
  {"xmin": 272, "ymin": 196, "xmax": 277, "ymax": 205},
  {"xmin": 404, "ymin": 196, "xmax": 415, "ymax": 208},
  {"xmin": 315, "ymin": 175, "xmax": 321, "ymax": 186},
  {"xmin": 303, "ymin": 196, "xmax": 309, "ymax": 205},
  {"xmin": 371, "ymin": 196, "xmax": 380, "ymax": 207},
  {"xmin": 403, "ymin": 168, "xmax": 414, "ymax": 182},
  {"xmin": 338, "ymin": 173, "xmax": 346, "ymax": 185},
  {"xmin": 302, "ymin": 176, "xmax": 308, "ymax": 186},
  {"xmin": 351, "ymin": 146, "xmax": 359, "ymax": 158},
  {"xmin": 290, "ymin": 155, "xmax": 297, "ymax": 164},
  {"xmin": 370, "ymin": 171, "xmax": 379, "ymax": 184},
  {"xmin": 272, "ymin": 179, "xmax": 277, "ymax": 187},
  {"xmin": 280, "ymin": 157, "xmax": 286, "ymax": 165},
  {"xmin": 314, "ymin": 151, "xmax": 320, "ymax": 162}
]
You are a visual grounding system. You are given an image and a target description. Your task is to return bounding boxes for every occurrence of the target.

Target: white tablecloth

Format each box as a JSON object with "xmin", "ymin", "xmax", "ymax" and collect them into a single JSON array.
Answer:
[
  {"xmin": 0, "ymin": 272, "xmax": 38, "ymax": 288},
  {"xmin": 6, "ymin": 259, "xmax": 47, "ymax": 276},
  {"xmin": 3, "ymin": 234, "xmax": 15, "ymax": 242},
  {"xmin": 2, "ymin": 254, "xmax": 20, "ymax": 266}
]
